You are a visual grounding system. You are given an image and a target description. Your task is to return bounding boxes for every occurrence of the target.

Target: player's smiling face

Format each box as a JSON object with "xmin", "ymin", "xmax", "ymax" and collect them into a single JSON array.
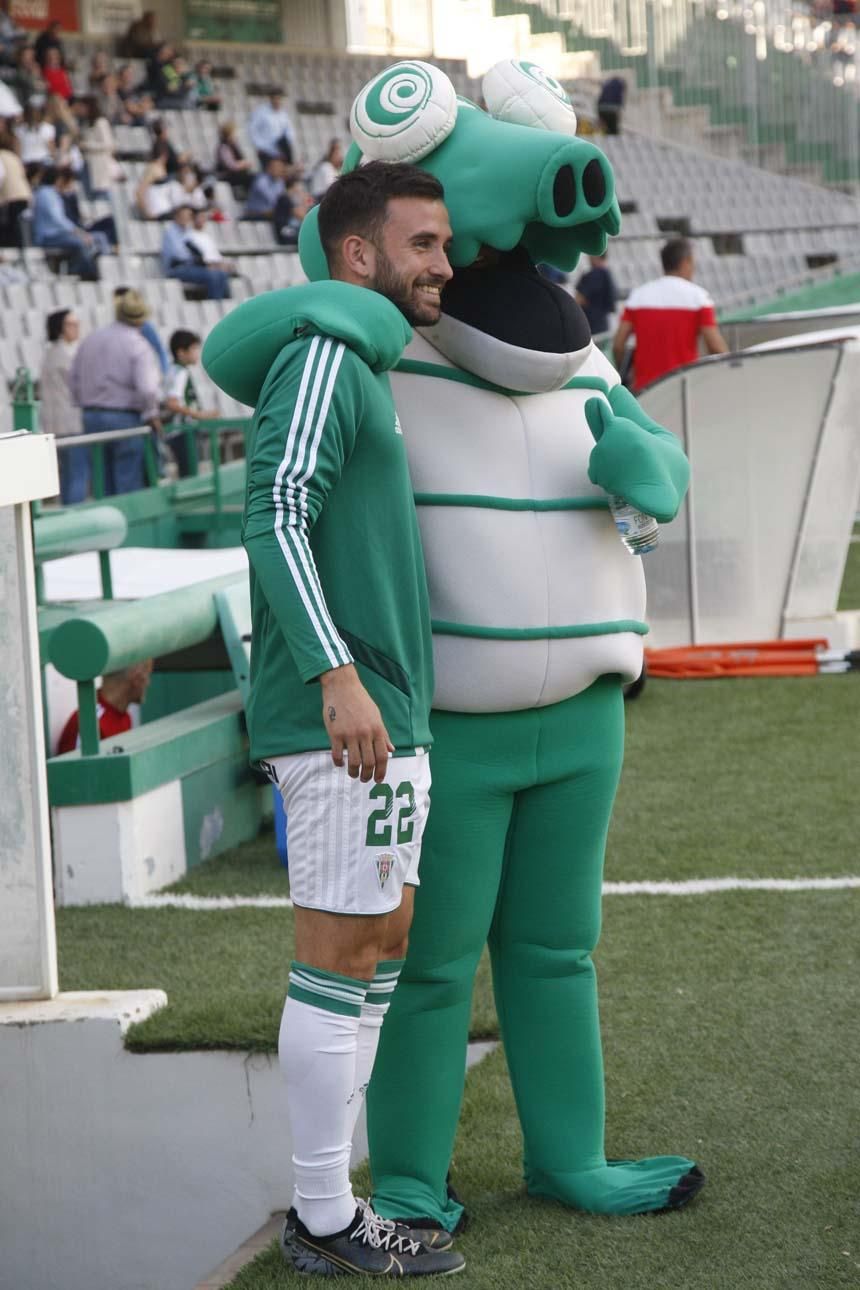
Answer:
[{"xmin": 370, "ymin": 196, "xmax": 453, "ymax": 326}]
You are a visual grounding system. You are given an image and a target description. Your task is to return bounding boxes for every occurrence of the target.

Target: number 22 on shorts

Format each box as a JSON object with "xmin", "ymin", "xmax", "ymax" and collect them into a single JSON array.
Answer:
[{"xmin": 365, "ymin": 781, "xmax": 416, "ymax": 846}]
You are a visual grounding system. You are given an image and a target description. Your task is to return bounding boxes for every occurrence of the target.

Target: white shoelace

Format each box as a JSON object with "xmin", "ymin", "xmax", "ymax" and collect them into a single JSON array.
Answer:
[{"xmin": 351, "ymin": 1199, "xmax": 422, "ymax": 1256}]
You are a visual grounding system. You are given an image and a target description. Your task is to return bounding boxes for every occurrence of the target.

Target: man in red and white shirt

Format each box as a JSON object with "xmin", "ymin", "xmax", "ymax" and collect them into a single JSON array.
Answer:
[
  {"xmin": 612, "ymin": 238, "xmax": 728, "ymax": 391},
  {"xmin": 56, "ymin": 660, "xmax": 153, "ymax": 754}
]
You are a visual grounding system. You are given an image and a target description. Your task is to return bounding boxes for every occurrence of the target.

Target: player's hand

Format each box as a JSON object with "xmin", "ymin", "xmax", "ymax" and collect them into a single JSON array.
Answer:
[{"xmin": 320, "ymin": 664, "xmax": 394, "ymax": 784}]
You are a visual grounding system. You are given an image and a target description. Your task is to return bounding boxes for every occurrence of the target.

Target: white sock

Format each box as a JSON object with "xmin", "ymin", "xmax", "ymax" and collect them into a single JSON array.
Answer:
[
  {"xmin": 279, "ymin": 961, "xmax": 368, "ymax": 1237},
  {"xmin": 346, "ymin": 958, "xmax": 405, "ymax": 1140}
]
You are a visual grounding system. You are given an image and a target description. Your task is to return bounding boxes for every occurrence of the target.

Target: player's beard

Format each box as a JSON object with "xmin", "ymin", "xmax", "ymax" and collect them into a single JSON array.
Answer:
[{"xmin": 370, "ymin": 247, "xmax": 443, "ymax": 327}]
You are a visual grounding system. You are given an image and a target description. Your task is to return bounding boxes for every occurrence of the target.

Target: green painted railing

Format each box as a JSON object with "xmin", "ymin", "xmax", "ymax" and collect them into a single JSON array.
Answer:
[{"xmin": 49, "ymin": 572, "xmax": 247, "ymax": 756}]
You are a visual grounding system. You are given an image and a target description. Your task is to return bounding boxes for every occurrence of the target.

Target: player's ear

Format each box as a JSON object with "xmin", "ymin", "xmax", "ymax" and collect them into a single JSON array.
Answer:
[{"xmin": 340, "ymin": 233, "xmax": 374, "ymax": 281}]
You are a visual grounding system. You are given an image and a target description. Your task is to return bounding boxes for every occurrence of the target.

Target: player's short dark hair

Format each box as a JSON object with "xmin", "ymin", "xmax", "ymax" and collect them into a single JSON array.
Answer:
[
  {"xmin": 46, "ymin": 308, "xmax": 70, "ymax": 342},
  {"xmin": 317, "ymin": 160, "xmax": 445, "ymax": 270},
  {"xmin": 661, "ymin": 237, "xmax": 692, "ymax": 274},
  {"xmin": 170, "ymin": 328, "xmax": 200, "ymax": 358}
]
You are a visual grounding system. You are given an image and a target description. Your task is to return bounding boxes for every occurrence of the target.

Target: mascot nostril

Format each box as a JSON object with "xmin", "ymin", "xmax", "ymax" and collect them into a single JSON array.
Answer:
[
  {"xmin": 552, "ymin": 164, "xmax": 577, "ymax": 218},
  {"xmin": 582, "ymin": 158, "xmax": 607, "ymax": 209}
]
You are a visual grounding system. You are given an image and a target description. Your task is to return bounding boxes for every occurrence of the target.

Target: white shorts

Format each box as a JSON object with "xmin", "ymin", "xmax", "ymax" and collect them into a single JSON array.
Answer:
[{"xmin": 264, "ymin": 749, "xmax": 431, "ymax": 915}]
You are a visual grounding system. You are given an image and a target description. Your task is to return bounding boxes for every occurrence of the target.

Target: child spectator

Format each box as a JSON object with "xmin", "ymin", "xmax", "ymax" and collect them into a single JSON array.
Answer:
[{"xmin": 162, "ymin": 328, "xmax": 218, "ymax": 475}]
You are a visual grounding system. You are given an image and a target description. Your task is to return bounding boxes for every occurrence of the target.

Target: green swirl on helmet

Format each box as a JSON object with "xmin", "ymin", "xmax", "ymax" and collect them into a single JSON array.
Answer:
[
  {"xmin": 518, "ymin": 60, "xmax": 572, "ymax": 105},
  {"xmin": 361, "ymin": 63, "xmax": 432, "ymax": 132}
]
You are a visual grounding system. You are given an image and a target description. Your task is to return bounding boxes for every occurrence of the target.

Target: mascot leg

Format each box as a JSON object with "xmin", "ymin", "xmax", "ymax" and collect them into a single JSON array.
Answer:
[
  {"xmin": 489, "ymin": 677, "xmax": 704, "ymax": 1215},
  {"xmin": 368, "ymin": 707, "xmax": 523, "ymax": 1230}
]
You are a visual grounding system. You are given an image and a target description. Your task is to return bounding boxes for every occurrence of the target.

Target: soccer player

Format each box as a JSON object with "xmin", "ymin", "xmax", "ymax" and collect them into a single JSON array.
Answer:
[{"xmin": 240, "ymin": 163, "xmax": 463, "ymax": 1276}]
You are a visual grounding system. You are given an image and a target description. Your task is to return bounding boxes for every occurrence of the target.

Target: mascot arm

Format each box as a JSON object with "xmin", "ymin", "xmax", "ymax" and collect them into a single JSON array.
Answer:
[
  {"xmin": 584, "ymin": 386, "xmax": 690, "ymax": 524},
  {"xmin": 243, "ymin": 340, "xmax": 362, "ymax": 683}
]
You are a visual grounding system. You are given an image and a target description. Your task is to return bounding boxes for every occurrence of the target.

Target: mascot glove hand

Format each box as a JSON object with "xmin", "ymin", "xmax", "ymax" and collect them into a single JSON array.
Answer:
[{"xmin": 585, "ymin": 387, "xmax": 686, "ymax": 523}]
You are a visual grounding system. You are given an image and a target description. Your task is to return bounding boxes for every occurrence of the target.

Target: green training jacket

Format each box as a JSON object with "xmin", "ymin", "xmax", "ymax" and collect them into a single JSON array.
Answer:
[{"xmin": 238, "ymin": 291, "xmax": 434, "ymax": 761}]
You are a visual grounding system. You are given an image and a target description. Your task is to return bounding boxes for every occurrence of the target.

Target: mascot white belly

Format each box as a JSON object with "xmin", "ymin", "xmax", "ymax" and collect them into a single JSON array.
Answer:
[{"xmin": 393, "ymin": 331, "xmax": 646, "ymax": 712}]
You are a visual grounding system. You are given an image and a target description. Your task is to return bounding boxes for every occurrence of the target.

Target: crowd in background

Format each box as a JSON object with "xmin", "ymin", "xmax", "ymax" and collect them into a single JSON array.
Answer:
[
  {"xmin": 0, "ymin": 4, "xmax": 340, "ymax": 288},
  {"xmin": 40, "ymin": 285, "xmax": 219, "ymax": 503}
]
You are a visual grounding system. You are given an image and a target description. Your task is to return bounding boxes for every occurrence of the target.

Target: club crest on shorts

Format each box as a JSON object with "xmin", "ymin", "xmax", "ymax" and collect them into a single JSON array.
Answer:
[{"xmin": 374, "ymin": 852, "xmax": 396, "ymax": 891}]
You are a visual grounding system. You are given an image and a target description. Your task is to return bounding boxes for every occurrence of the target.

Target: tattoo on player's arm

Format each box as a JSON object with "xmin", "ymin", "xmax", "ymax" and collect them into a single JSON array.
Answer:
[{"xmin": 327, "ymin": 706, "xmax": 336, "ymax": 721}]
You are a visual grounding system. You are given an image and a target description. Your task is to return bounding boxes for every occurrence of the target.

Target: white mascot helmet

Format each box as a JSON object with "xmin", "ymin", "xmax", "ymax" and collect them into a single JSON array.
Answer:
[
  {"xmin": 482, "ymin": 59, "xmax": 578, "ymax": 136},
  {"xmin": 350, "ymin": 60, "xmax": 459, "ymax": 163}
]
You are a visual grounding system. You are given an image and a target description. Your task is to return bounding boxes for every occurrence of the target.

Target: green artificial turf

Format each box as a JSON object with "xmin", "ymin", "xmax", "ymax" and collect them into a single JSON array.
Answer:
[
  {"xmin": 222, "ymin": 891, "xmax": 860, "ymax": 1290},
  {"xmin": 56, "ymin": 672, "xmax": 860, "ymax": 1052},
  {"xmin": 838, "ymin": 529, "xmax": 860, "ymax": 611}
]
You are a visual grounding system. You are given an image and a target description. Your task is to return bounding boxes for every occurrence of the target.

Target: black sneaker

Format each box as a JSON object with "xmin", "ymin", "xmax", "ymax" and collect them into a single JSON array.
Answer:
[
  {"xmin": 389, "ymin": 1219, "xmax": 454, "ymax": 1252},
  {"xmin": 280, "ymin": 1199, "xmax": 465, "ymax": 1276}
]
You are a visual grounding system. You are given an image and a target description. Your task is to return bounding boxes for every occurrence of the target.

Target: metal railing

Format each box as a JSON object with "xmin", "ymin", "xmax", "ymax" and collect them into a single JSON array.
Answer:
[{"xmin": 12, "ymin": 367, "xmax": 252, "ymax": 522}]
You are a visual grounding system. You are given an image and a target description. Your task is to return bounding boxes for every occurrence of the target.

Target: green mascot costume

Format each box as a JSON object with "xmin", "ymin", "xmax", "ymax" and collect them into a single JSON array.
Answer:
[{"xmin": 204, "ymin": 56, "xmax": 703, "ymax": 1236}]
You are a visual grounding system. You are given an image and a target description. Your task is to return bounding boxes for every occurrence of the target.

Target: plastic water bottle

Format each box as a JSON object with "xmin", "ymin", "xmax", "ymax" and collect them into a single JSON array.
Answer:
[{"xmin": 608, "ymin": 496, "xmax": 659, "ymax": 555}]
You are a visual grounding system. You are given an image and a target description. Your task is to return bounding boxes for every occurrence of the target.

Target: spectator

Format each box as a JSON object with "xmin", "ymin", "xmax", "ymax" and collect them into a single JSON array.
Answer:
[
  {"xmin": 0, "ymin": 0, "xmax": 26, "ymax": 64},
  {"xmin": 309, "ymin": 138, "xmax": 343, "ymax": 201},
  {"xmin": 161, "ymin": 202, "xmax": 230, "ymax": 299},
  {"xmin": 34, "ymin": 19, "xmax": 65, "ymax": 71},
  {"xmin": 16, "ymin": 101, "xmax": 56, "ymax": 168},
  {"xmin": 9, "ymin": 44, "xmax": 39, "ymax": 107},
  {"xmin": 41, "ymin": 46, "xmax": 73, "ymax": 100},
  {"xmin": 69, "ymin": 288, "xmax": 161, "ymax": 495},
  {"xmin": 186, "ymin": 205, "xmax": 235, "ymax": 273},
  {"xmin": 119, "ymin": 10, "xmax": 159, "ymax": 60},
  {"xmin": 192, "ymin": 60, "xmax": 220, "ymax": 111},
  {"xmin": 74, "ymin": 94, "xmax": 120, "ymax": 197},
  {"xmin": 32, "ymin": 165, "xmax": 103, "ymax": 279},
  {"xmin": 273, "ymin": 176, "xmax": 311, "ymax": 246},
  {"xmin": 575, "ymin": 251, "xmax": 618, "ymax": 336},
  {"xmin": 173, "ymin": 160, "xmax": 207, "ymax": 209},
  {"xmin": 56, "ymin": 168, "xmax": 117, "ymax": 250},
  {"xmin": 597, "ymin": 76, "xmax": 626, "ymax": 135},
  {"xmin": 247, "ymin": 89, "xmax": 295, "ymax": 166},
  {"xmin": 114, "ymin": 284, "xmax": 169, "ymax": 372},
  {"xmin": 243, "ymin": 154, "xmax": 285, "ymax": 220},
  {"xmin": 87, "ymin": 49, "xmax": 110, "ymax": 89},
  {"xmin": 215, "ymin": 119, "xmax": 252, "ymax": 195},
  {"xmin": 40, "ymin": 308, "xmax": 84, "ymax": 503},
  {"xmin": 612, "ymin": 237, "xmax": 729, "ymax": 391},
  {"xmin": 0, "ymin": 123, "xmax": 31, "ymax": 246},
  {"xmin": 149, "ymin": 117, "xmax": 182, "ymax": 173},
  {"xmin": 116, "ymin": 64, "xmax": 154, "ymax": 124},
  {"xmin": 56, "ymin": 660, "xmax": 153, "ymax": 754},
  {"xmin": 162, "ymin": 328, "xmax": 219, "ymax": 475},
  {"xmin": 135, "ymin": 153, "xmax": 172, "ymax": 218},
  {"xmin": 147, "ymin": 42, "xmax": 193, "ymax": 109}
]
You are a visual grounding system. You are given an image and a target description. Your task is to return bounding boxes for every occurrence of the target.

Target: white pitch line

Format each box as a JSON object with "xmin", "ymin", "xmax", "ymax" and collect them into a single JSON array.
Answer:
[
  {"xmin": 129, "ymin": 876, "xmax": 860, "ymax": 911},
  {"xmin": 130, "ymin": 894, "xmax": 295, "ymax": 910},
  {"xmin": 602, "ymin": 876, "xmax": 860, "ymax": 895}
]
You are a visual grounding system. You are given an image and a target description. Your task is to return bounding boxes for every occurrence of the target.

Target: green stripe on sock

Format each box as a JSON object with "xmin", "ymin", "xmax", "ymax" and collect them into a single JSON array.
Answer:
[
  {"xmin": 288, "ymin": 961, "xmax": 368, "ymax": 1018},
  {"xmin": 367, "ymin": 958, "xmax": 404, "ymax": 1005}
]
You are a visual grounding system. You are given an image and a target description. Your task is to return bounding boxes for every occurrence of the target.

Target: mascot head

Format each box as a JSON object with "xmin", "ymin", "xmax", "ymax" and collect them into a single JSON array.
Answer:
[{"xmin": 299, "ymin": 58, "xmax": 619, "ymax": 282}]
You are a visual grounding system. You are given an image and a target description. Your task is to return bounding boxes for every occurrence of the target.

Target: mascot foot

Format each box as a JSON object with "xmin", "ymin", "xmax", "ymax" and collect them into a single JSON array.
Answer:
[{"xmin": 526, "ymin": 1156, "xmax": 705, "ymax": 1216}]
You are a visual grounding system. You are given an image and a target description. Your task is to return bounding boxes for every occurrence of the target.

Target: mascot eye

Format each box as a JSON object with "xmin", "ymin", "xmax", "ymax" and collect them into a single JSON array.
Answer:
[
  {"xmin": 350, "ymin": 60, "xmax": 458, "ymax": 163},
  {"xmin": 482, "ymin": 59, "xmax": 578, "ymax": 137}
]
